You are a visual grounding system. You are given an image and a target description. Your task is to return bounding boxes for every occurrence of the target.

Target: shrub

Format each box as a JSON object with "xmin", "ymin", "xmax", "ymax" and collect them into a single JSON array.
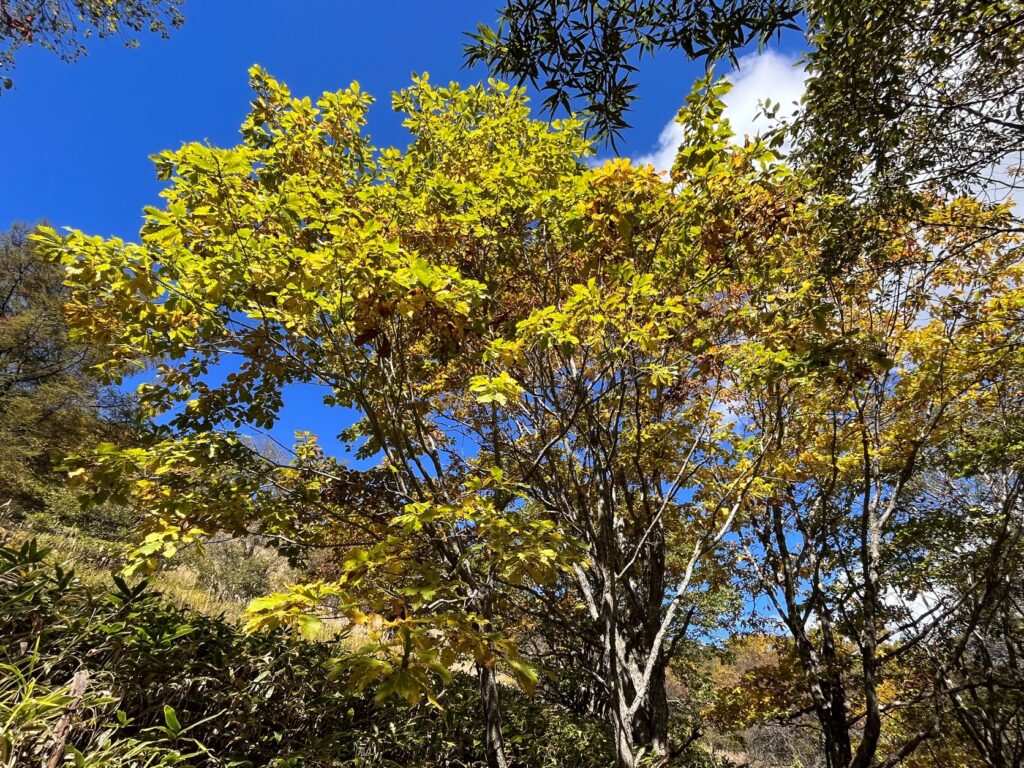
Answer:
[{"xmin": 0, "ymin": 539, "xmax": 614, "ymax": 767}]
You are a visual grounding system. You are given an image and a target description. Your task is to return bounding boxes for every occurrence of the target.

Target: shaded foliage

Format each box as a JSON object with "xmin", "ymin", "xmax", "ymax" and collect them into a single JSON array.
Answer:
[
  {"xmin": 0, "ymin": 224, "xmax": 136, "ymax": 516},
  {"xmin": 0, "ymin": 538, "xmax": 615, "ymax": 767},
  {"xmin": 465, "ymin": 0, "xmax": 800, "ymax": 142}
]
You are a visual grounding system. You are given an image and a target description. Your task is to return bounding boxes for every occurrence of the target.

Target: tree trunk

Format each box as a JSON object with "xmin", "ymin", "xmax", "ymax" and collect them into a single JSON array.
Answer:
[
  {"xmin": 612, "ymin": 698, "xmax": 638, "ymax": 768},
  {"xmin": 477, "ymin": 661, "xmax": 509, "ymax": 768},
  {"xmin": 637, "ymin": 522, "xmax": 671, "ymax": 761},
  {"xmin": 817, "ymin": 681, "xmax": 853, "ymax": 768},
  {"xmin": 632, "ymin": 658, "xmax": 670, "ymax": 760},
  {"xmin": 817, "ymin": 615, "xmax": 853, "ymax": 768}
]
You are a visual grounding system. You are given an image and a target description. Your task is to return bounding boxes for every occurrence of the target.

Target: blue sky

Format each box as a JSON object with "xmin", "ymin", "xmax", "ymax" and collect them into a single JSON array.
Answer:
[
  {"xmin": 1, "ymin": 1, "xmax": 805, "ymax": 454},
  {"xmin": 1, "ymin": 2, "xmax": 806, "ymax": 238},
  {"xmin": 2, "ymin": 1, "xmax": 726, "ymax": 237}
]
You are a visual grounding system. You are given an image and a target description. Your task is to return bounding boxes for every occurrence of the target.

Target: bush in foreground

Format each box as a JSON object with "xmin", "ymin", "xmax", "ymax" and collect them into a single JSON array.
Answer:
[{"xmin": 0, "ymin": 539, "xmax": 614, "ymax": 767}]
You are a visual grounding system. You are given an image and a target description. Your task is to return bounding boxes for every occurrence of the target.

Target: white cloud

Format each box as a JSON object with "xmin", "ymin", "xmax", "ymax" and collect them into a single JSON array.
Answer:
[
  {"xmin": 723, "ymin": 50, "xmax": 806, "ymax": 145},
  {"xmin": 634, "ymin": 50, "xmax": 806, "ymax": 172},
  {"xmin": 633, "ymin": 119, "xmax": 686, "ymax": 174}
]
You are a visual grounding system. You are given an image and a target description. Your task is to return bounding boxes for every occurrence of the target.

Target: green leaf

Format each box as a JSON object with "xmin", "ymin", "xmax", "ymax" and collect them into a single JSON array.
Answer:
[{"xmin": 163, "ymin": 704, "xmax": 181, "ymax": 736}]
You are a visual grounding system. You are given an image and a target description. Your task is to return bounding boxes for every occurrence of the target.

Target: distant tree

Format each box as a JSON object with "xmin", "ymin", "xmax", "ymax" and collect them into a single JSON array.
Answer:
[
  {"xmin": 0, "ymin": 223, "xmax": 134, "ymax": 515},
  {"xmin": 924, "ymin": 473, "xmax": 1024, "ymax": 768},
  {"xmin": 0, "ymin": 0, "xmax": 184, "ymax": 90},
  {"xmin": 912, "ymin": 407, "xmax": 1024, "ymax": 768}
]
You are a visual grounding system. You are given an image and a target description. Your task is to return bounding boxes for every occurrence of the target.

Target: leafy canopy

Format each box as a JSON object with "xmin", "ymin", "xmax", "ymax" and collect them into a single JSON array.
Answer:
[
  {"xmin": 0, "ymin": 0, "xmax": 184, "ymax": 90},
  {"xmin": 35, "ymin": 67, "xmax": 791, "ymax": 714},
  {"xmin": 465, "ymin": 0, "xmax": 800, "ymax": 142},
  {"xmin": 31, "ymin": 57, "xmax": 1024, "ymax": 766}
]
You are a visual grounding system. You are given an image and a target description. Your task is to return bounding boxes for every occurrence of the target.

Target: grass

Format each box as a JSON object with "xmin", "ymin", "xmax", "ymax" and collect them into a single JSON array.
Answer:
[
  {"xmin": 2, "ymin": 516, "xmax": 252, "ymax": 623},
  {"xmin": 0, "ymin": 512, "xmax": 354, "ymax": 641}
]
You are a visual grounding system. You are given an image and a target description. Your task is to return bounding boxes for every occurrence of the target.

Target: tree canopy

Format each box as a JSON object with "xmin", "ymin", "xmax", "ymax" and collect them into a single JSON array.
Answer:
[
  {"xmin": 2, "ymin": 3, "xmax": 1022, "ymax": 767},
  {"xmin": 0, "ymin": 224, "xmax": 135, "ymax": 514},
  {"xmin": 467, "ymin": 0, "xmax": 1024, "ymax": 211},
  {"xmin": 0, "ymin": 0, "xmax": 184, "ymax": 89},
  {"xmin": 33, "ymin": 63, "xmax": 1024, "ymax": 768}
]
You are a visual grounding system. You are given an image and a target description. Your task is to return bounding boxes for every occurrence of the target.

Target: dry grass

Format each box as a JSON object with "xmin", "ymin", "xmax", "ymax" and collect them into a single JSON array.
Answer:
[
  {"xmin": 1, "ymin": 521, "xmax": 249, "ymax": 623},
  {"xmin": 0, "ymin": 518, "xmax": 357, "ymax": 642}
]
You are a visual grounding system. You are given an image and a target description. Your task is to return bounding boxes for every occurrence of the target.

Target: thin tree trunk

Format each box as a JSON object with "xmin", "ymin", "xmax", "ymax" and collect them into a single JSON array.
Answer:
[
  {"xmin": 605, "ymin": 603, "xmax": 638, "ymax": 768},
  {"xmin": 645, "ymin": 665, "xmax": 670, "ymax": 758},
  {"xmin": 818, "ymin": 612, "xmax": 853, "ymax": 768},
  {"xmin": 638, "ymin": 522, "xmax": 671, "ymax": 761},
  {"xmin": 852, "ymin": 427, "xmax": 883, "ymax": 768},
  {"xmin": 478, "ymin": 661, "xmax": 509, "ymax": 768},
  {"xmin": 817, "ymin": 681, "xmax": 853, "ymax": 768}
]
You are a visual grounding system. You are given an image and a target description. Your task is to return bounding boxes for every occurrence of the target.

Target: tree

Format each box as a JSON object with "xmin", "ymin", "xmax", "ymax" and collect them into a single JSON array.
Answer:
[
  {"xmin": 0, "ymin": 0, "xmax": 184, "ymax": 90},
  {"xmin": 35, "ymin": 66, "xmax": 827, "ymax": 768},
  {"xmin": 468, "ymin": 9, "xmax": 1024, "ymax": 759},
  {"xmin": 0, "ymin": 223, "xmax": 134, "ymax": 516},
  {"xmin": 39, "ymin": 69, "xmax": 594, "ymax": 768},
  {"xmin": 469, "ymin": 0, "xmax": 1024, "ymax": 211},
  {"xmin": 733, "ymin": 194, "xmax": 1024, "ymax": 768},
  {"xmin": 447, "ymin": 78, "xmax": 832, "ymax": 767},
  {"xmin": 38, "ymin": 66, "xmax": 1024, "ymax": 767}
]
